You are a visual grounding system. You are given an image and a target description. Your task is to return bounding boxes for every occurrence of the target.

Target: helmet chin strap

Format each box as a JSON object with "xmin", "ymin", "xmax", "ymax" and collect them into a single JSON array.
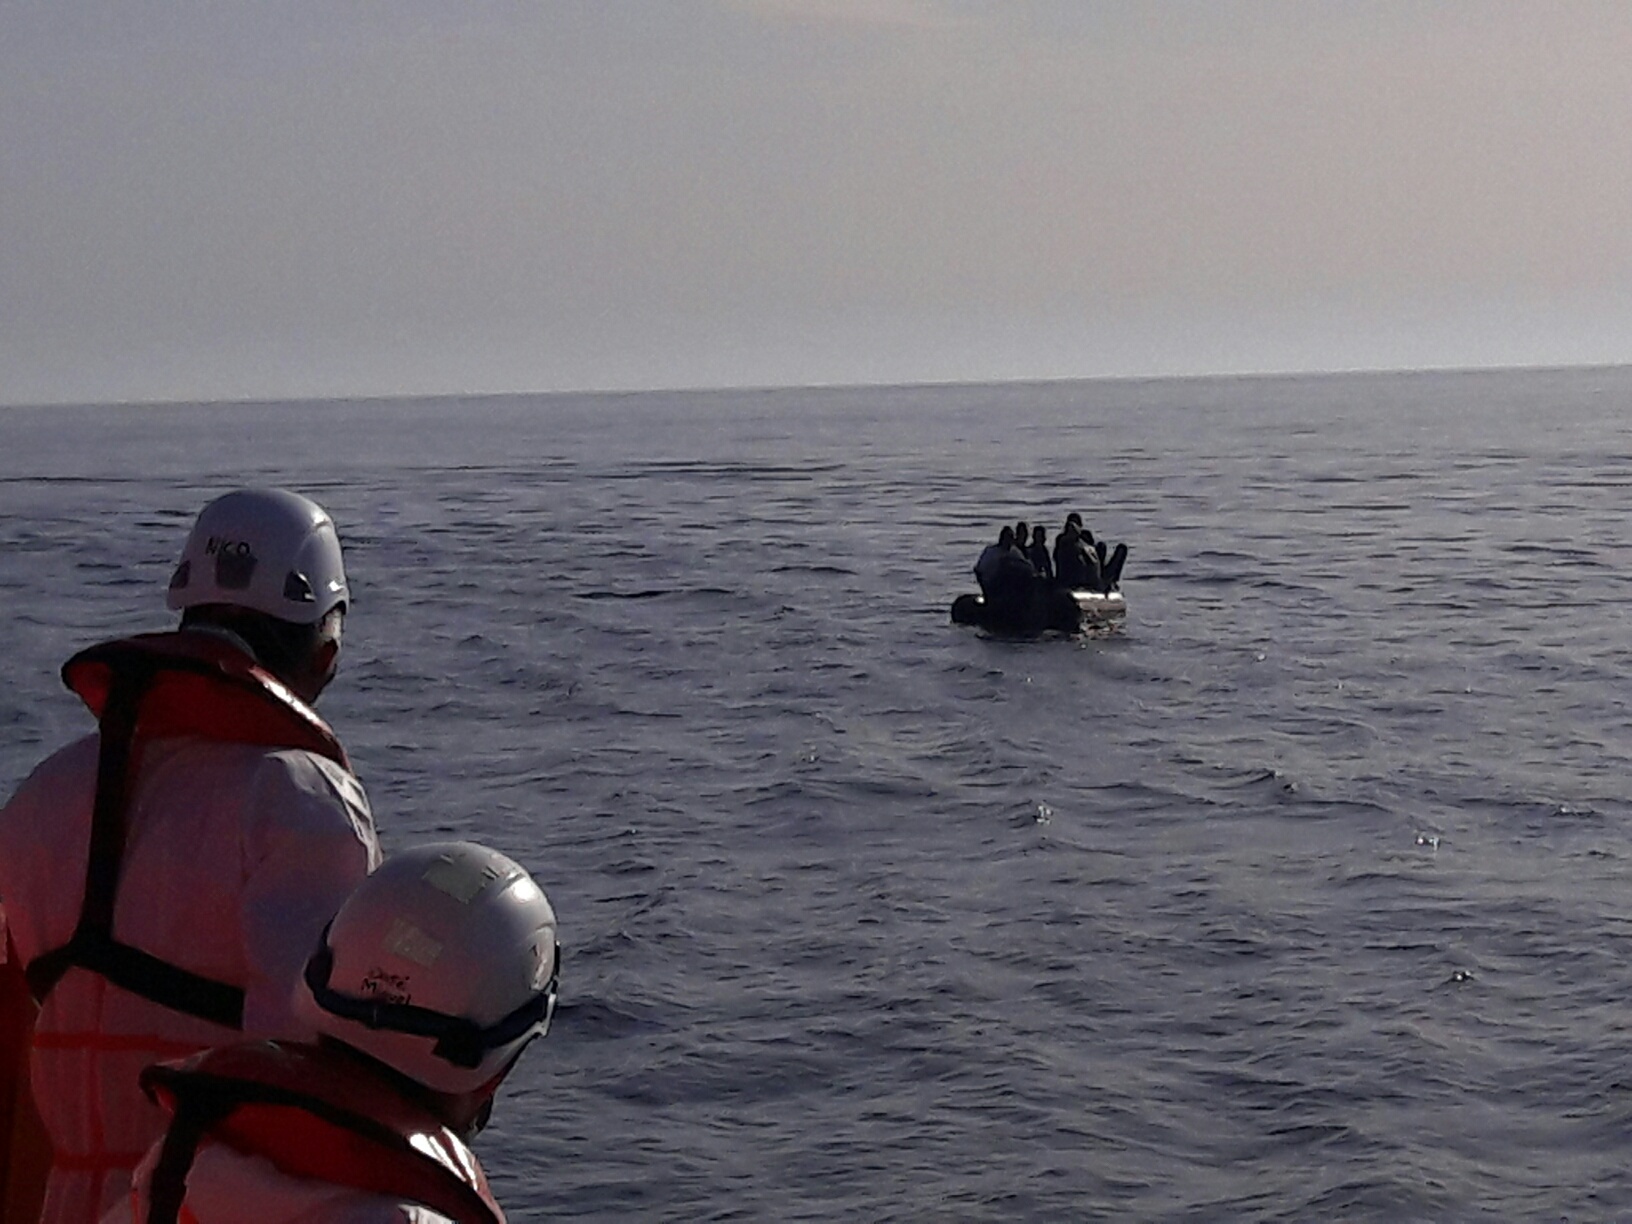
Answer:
[
  {"xmin": 304, "ymin": 931, "xmax": 560, "ymax": 1071},
  {"xmin": 179, "ymin": 622, "xmax": 258, "ymax": 658},
  {"xmin": 274, "ymin": 607, "xmax": 343, "ymax": 704},
  {"xmin": 292, "ymin": 637, "xmax": 341, "ymax": 704}
]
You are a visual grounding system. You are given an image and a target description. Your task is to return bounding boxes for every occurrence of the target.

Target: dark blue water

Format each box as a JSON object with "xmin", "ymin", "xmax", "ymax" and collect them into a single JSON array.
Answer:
[{"xmin": 4, "ymin": 368, "xmax": 1632, "ymax": 1220}]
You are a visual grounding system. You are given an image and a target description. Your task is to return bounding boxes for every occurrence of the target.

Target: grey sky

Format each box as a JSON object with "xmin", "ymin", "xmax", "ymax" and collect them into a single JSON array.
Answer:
[{"xmin": 4, "ymin": 1, "xmax": 1631, "ymax": 404}]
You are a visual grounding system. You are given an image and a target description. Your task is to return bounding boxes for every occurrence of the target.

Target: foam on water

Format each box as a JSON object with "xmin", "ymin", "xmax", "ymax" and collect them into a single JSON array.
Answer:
[{"xmin": 4, "ymin": 368, "xmax": 1632, "ymax": 1219}]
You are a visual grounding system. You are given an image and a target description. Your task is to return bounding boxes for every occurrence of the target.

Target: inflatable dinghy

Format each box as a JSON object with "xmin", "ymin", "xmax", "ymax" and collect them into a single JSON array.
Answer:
[
  {"xmin": 953, "ymin": 541, "xmax": 1127, "ymax": 637},
  {"xmin": 950, "ymin": 586, "xmax": 1125, "ymax": 636}
]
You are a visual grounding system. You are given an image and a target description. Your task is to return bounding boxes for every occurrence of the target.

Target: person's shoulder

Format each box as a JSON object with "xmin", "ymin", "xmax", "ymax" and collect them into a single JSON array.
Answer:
[
  {"xmin": 301, "ymin": 1191, "xmax": 458, "ymax": 1224},
  {"xmin": 321, "ymin": 1200, "xmax": 458, "ymax": 1223},
  {"xmin": 258, "ymin": 746, "xmax": 366, "ymax": 799},
  {"xmin": 23, "ymin": 731, "xmax": 99, "ymax": 776},
  {"xmin": 2, "ymin": 732, "xmax": 98, "ymax": 813},
  {"xmin": 246, "ymin": 747, "xmax": 375, "ymax": 844},
  {"xmin": 161, "ymin": 1141, "xmax": 448, "ymax": 1223}
]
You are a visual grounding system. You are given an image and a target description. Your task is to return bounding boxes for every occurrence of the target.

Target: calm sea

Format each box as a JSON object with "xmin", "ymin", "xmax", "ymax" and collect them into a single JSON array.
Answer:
[{"xmin": 3, "ymin": 367, "xmax": 1632, "ymax": 1221}]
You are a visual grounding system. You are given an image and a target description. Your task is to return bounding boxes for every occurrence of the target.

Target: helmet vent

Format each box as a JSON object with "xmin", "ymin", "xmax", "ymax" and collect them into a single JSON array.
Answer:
[
  {"xmin": 283, "ymin": 571, "xmax": 316, "ymax": 603},
  {"xmin": 168, "ymin": 561, "xmax": 191, "ymax": 591}
]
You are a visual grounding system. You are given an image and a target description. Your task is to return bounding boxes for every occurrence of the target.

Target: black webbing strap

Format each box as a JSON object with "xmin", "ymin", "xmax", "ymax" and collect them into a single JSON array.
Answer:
[
  {"xmin": 141, "ymin": 1095, "xmax": 229, "ymax": 1224},
  {"xmin": 136, "ymin": 1060, "xmax": 505, "ymax": 1224},
  {"xmin": 24, "ymin": 666, "xmax": 246, "ymax": 1030}
]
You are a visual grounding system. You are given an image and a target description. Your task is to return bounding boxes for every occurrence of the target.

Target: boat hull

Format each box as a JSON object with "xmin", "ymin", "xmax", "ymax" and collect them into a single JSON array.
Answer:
[
  {"xmin": 1070, "ymin": 589, "xmax": 1127, "ymax": 622},
  {"xmin": 950, "ymin": 587, "xmax": 1125, "ymax": 636}
]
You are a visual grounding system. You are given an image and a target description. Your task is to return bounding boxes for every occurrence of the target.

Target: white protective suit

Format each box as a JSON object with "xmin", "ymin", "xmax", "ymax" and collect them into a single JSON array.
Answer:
[
  {"xmin": 105, "ymin": 1145, "xmax": 459, "ymax": 1224},
  {"xmin": 0, "ymin": 638, "xmax": 379, "ymax": 1224}
]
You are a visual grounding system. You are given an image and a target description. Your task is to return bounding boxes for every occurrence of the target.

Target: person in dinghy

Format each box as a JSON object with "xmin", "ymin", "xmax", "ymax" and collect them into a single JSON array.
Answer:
[
  {"xmin": 962, "ymin": 525, "xmax": 1078, "ymax": 635},
  {"xmin": 1061, "ymin": 513, "xmax": 1128, "ymax": 593}
]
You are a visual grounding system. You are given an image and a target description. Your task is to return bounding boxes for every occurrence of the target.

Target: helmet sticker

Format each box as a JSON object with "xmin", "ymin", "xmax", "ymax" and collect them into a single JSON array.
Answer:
[
  {"xmin": 208, "ymin": 537, "xmax": 257, "ymax": 591},
  {"xmin": 422, "ymin": 855, "xmax": 510, "ymax": 905},
  {"xmin": 382, "ymin": 917, "xmax": 443, "ymax": 967}
]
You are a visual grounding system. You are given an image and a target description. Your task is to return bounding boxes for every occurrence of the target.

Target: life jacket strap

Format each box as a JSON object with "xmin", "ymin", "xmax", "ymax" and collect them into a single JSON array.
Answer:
[
  {"xmin": 143, "ymin": 1095, "xmax": 229, "ymax": 1224},
  {"xmin": 141, "ymin": 1046, "xmax": 506, "ymax": 1224},
  {"xmin": 27, "ymin": 652, "xmax": 245, "ymax": 1030},
  {"xmin": 25, "ymin": 933, "xmax": 244, "ymax": 1032}
]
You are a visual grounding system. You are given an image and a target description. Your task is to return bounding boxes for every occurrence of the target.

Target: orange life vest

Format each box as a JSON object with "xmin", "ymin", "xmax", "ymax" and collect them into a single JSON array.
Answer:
[
  {"xmin": 26, "ymin": 631, "xmax": 352, "ymax": 1028},
  {"xmin": 139, "ymin": 1041, "xmax": 505, "ymax": 1224},
  {"xmin": 63, "ymin": 631, "xmax": 349, "ymax": 769}
]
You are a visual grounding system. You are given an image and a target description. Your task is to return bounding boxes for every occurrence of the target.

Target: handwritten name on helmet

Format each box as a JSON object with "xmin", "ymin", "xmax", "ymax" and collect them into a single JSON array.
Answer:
[{"xmin": 205, "ymin": 536, "xmax": 255, "ymax": 558}]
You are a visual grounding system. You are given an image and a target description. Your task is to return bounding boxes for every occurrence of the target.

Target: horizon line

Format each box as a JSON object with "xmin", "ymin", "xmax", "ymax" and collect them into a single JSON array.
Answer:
[{"xmin": 3, "ymin": 358, "xmax": 1628, "ymax": 413}]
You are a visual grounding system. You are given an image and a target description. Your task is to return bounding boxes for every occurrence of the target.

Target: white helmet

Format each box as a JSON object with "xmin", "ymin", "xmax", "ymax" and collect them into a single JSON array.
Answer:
[
  {"xmin": 166, "ymin": 488, "xmax": 349, "ymax": 625},
  {"xmin": 298, "ymin": 843, "xmax": 560, "ymax": 1095}
]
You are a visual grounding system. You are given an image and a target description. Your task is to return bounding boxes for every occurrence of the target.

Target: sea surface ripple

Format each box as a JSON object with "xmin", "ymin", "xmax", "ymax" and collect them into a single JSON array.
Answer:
[{"xmin": 4, "ymin": 368, "xmax": 1632, "ymax": 1221}]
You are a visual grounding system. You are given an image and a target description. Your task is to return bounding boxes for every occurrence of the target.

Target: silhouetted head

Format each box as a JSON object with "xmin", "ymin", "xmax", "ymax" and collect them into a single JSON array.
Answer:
[
  {"xmin": 998, "ymin": 526, "xmax": 1016, "ymax": 546},
  {"xmin": 1031, "ymin": 525, "xmax": 1047, "ymax": 545}
]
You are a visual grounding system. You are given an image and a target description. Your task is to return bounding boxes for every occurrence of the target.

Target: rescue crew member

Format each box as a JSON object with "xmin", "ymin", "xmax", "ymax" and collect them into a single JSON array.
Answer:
[
  {"xmin": 112, "ymin": 842, "xmax": 560, "ymax": 1224},
  {"xmin": 0, "ymin": 488, "xmax": 381, "ymax": 1224}
]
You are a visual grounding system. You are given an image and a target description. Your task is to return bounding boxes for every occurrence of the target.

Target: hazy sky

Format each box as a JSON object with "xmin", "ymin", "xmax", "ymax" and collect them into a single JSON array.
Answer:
[{"xmin": 5, "ymin": 1, "xmax": 1632, "ymax": 404}]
